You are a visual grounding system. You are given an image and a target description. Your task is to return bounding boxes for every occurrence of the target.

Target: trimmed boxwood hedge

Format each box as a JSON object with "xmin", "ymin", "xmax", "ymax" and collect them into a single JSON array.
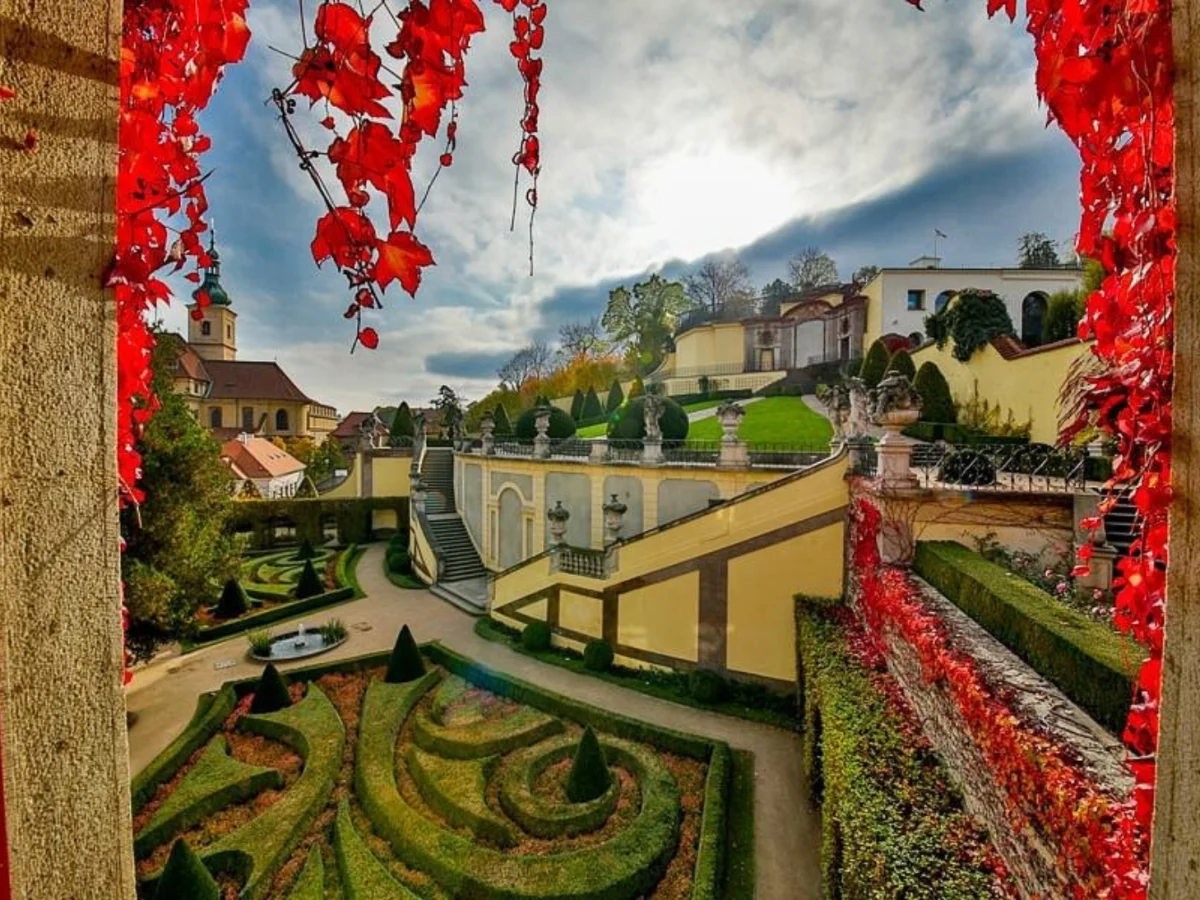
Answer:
[
  {"xmin": 228, "ymin": 497, "xmax": 409, "ymax": 549},
  {"xmin": 796, "ymin": 596, "xmax": 1001, "ymax": 899},
  {"xmin": 914, "ymin": 541, "xmax": 1143, "ymax": 733},
  {"xmin": 515, "ymin": 406, "xmax": 577, "ymax": 440},
  {"xmin": 497, "ymin": 736, "xmax": 621, "ymax": 839},
  {"xmin": 334, "ymin": 797, "xmax": 416, "ymax": 899},
  {"xmin": 131, "ymin": 685, "xmax": 238, "ymax": 812},
  {"xmin": 287, "ymin": 845, "xmax": 325, "ymax": 900},
  {"xmin": 408, "ymin": 747, "xmax": 517, "ymax": 847},
  {"xmin": 606, "ymin": 396, "xmax": 689, "ymax": 442},
  {"xmin": 413, "ymin": 706, "xmax": 563, "ymax": 759}
]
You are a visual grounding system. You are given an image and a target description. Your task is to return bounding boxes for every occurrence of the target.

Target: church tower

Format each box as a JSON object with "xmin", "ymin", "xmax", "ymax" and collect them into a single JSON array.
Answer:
[{"xmin": 187, "ymin": 234, "xmax": 237, "ymax": 361}]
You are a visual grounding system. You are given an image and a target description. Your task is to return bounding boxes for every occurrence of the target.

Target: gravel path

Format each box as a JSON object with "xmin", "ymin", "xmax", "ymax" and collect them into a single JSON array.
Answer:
[{"xmin": 126, "ymin": 544, "xmax": 821, "ymax": 899}]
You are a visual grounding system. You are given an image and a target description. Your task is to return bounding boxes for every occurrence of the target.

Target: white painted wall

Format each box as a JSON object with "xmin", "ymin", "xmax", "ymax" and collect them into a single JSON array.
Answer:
[{"xmin": 874, "ymin": 268, "xmax": 1082, "ymax": 343}]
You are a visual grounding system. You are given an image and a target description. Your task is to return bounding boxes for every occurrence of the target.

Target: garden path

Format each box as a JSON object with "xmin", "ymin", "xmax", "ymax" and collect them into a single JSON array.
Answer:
[
  {"xmin": 685, "ymin": 395, "xmax": 764, "ymax": 421},
  {"xmin": 126, "ymin": 544, "xmax": 820, "ymax": 900}
]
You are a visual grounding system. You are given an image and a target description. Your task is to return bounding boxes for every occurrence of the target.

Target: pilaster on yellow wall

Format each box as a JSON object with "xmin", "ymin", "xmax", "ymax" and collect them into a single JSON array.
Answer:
[{"xmin": 0, "ymin": 0, "xmax": 137, "ymax": 894}]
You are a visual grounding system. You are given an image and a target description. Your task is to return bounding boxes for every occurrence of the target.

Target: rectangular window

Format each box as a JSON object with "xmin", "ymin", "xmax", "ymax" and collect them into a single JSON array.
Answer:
[
  {"xmin": 906, "ymin": 289, "xmax": 926, "ymax": 311},
  {"xmin": 242, "ymin": 407, "xmax": 255, "ymax": 432}
]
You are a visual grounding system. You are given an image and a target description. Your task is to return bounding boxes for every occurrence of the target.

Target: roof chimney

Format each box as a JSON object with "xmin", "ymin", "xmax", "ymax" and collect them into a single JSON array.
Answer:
[{"xmin": 239, "ymin": 432, "xmax": 251, "ymax": 445}]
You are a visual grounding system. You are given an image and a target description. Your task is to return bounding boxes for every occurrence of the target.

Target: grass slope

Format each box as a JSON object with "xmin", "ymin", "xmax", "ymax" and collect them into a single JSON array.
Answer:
[{"xmin": 686, "ymin": 396, "xmax": 831, "ymax": 447}]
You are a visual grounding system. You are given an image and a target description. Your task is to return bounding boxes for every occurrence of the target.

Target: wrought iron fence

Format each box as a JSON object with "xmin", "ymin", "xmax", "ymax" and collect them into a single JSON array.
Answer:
[
  {"xmin": 551, "ymin": 545, "xmax": 610, "ymax": 579},
  {"xmin": 746, "ymin": 442, "xmax": 832, "ymax": 469},
  {"xmin": 910, "ymin": 440, "xmax": 1089, "ymax": 492}
]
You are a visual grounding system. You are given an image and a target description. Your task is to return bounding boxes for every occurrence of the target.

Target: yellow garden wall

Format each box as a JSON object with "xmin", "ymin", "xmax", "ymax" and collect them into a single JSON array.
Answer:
[
  {"xmin": 372, "ymin": 455, "xmax": 413, "ymax": 496},
  {"xmin": 674, "ymin": 322, "xmax": 746, "ymax": 372},
  {"xmin": 490, "ymin": 454, "xmax": 850, "ymax": 687},
  {"xmin": 911, "ymin": 339, "xmax": 1093, "ymax": 444}
]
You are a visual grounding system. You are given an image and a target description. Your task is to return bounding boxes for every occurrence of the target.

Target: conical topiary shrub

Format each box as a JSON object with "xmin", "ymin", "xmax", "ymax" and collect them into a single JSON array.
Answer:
[
  {"xmin": 493, "ymin": 404, "xmax": 513, "ymax": 437},
  {"xmin": 570, "ymin": 389, "xmax": 585, "ymax": 421},
  {"xmin": 886, "ymin": 349, "xmax": 916, "ymax": 381},
  {"xmin": 295, "ymin": 537, "xmax": 316, "ymax": 561},
  {"xmin": 606, "ymin": 380, "xmax": 625, "ymax": 414},
  {"xmin": 390, "ymin": 402, "xmax": 415, "ymax": 445},
  {"xmin": 216, "ymin": 578, "xmax": 248, "ymax": 619},
  {"xmin": 566, "ymin": 727, "xmax": 611, "ymax": 803},
  {"xmin": 582, "ymin": 388, "xmax": 603, "ymax": 421},
  {"xmin": 385, "ymin": 625, "xmax": 425, "ymax": 683},
  {"xmin": 250, "ymin": 663, "xmax": 292, "ymax": 714},
  {"xmin": 294, "ymin": 558, "xmax": 324, "ymax": 599},
  {"xmin": 858, "ymin": 339, "xmax": 890, "ymax": 389},
  {"xmin": 153, "ymin": 839, "xmax": 219, "ymax": 900},
  {"xmin": 914, "ymin": 362, "xmax": 957, "ymax": 424}
]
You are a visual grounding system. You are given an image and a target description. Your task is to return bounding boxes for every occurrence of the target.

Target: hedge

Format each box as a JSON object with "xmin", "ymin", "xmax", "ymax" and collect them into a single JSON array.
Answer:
[
  {"xmin": 914, "ymin": 541, "xmax": 1142, "ymax": 733},
  {"xmin": 858, "ymin": 339, "xmax": 889, "ymax": 389},
  {"xmin": 287, "ymin": 845, "xmax": 325, "ymax": 900},
  {"xmin": 412, "ymin": 705, "xmax": 563, "ymax": 759},
  {"xmin": 607, "ymin": 396, "xmax": 689, "ymax": 442},
  {"xmin": 227, "ymin": 497, "xmax": 409, "ymax": 548},
  {"xmin": 334, "ymin": 797, "xmax": 416, "ymax": 899},
  {"xmin": 131, "ymin": 685, "xmax": 238, "ymax": 813},
  {"xmin": 355, "ymin": 674, "xmax": 681, "ymax": 900},
  {"xmin": 497, "ymin": 736, "xmax": 621, "ymax": 839},
  {"xmin": 902, "ymin": 421, "xmax": 1027, "ymax": 446},
  {"xmin": 408, "ymin": 747, "xmax": 517, "ymax": 847},
  {"xmin": 690, "ymin": 742, "xmax": 731, "ymax": 900},
  {"xmin": 913, "ymin": 362, "xmax": 956, "ymax": 424},
  {"xmin": 796, "ymin": 597, "xmax": 1001, "ymax": 899},
  {"xmin": 515, "ymin": 405, "xmax": 577, "ymax": 440},
  {"xmin": 193, "ymin": 585, "xmax": 356, "ymax": 644},
  {"xmin": 134, "ymin": 735, "xmax": 282, "ymax": 858}
]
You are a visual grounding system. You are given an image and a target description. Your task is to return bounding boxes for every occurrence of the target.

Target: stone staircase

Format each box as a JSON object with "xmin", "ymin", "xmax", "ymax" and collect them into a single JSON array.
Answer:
[
  {"xmin": 418, "ymin": 448, "xmax": 489, "ymax": 613},
  {"xmin": 1102, "ymin": 492, "xmax": 1139, "ymax": 558}
]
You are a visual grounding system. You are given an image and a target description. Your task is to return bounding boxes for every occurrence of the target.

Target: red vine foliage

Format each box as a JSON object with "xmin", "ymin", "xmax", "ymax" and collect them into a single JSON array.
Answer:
[
  {"xmin": 907, "ymin": 0, "xmax": 1176, "ymax": 863},
  {"xmin": 284, "ymin": 0, "xmax": 546, "ymax": 350},
  {"xmin": 851, "ymin": 499, "xmax": 1147, "ymax": 896}
]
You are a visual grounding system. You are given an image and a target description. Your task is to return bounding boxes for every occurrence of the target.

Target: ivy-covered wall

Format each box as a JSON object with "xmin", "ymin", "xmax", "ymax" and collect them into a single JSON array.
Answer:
[{"xmin": 227, "ymin": 496, "xmax": 409, "ymax": 547}]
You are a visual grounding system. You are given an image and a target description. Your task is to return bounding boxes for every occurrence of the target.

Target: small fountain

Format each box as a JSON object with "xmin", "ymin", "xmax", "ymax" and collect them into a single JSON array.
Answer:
[
  {"xmin": 294, "ymin": 623, "xmax": 308, "ymax": 648},
  {"xmin": 250, "ymin": 621, "xmax": 346, "ymax": 662}
]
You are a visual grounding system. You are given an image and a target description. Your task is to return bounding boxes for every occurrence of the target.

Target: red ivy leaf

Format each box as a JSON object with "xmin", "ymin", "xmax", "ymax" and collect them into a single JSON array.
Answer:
[
  {"xmin": 355, "ymin": 287, "xmax": 376, "ymax": 308},
  {"xmin": 343, "ymin": 303, "xmax": 359, "ymax": 319},
  {"xmin": 311, "ymin": 207, "xmax": 377, "ymax": 268},
  {"xmin": 373, "ymin": 230, "xmax": 435, "ymax": 295},
  {"xmin": 358, "ymin": 326, "xmax": 380, "ymax": 349}
]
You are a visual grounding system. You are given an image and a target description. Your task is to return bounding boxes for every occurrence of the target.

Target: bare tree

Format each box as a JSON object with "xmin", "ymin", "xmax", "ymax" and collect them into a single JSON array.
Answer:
[
  {"xmin": 496, "ymin": 340, "xmax": 554, "ymax": 390},
  {"xmin": 558, "ymin": 317, "xmax": 608, "ymax": 359},
  {"xmin": 684, "ymin": 258, "xmax": 754, "ymax": 315},
  {"xmin": 526, "ymin": 339, "xmax": 553, "ymax": 379},
  {"xmin": 788, "ymin": 246, "xmax": 839, "ymax": 291}
]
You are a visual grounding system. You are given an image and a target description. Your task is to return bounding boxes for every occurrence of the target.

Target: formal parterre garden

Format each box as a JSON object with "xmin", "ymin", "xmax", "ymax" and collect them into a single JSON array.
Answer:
[
  {"xmin": 131, "ymin": 628, "xmax": 734, "ymax": 900},
  {"xmin": 192, "ymin": 541, "xmax": 362, "ymax": 644}
]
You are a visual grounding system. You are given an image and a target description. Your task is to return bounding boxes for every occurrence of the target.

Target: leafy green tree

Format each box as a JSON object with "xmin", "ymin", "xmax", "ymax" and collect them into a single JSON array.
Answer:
[
  {"xmin": 852, "ymin": 265, "xmax": 880, "ymax": 285},
  {"xmin": 886, "ymin": 349, "xmax": 916, "ymax": 381},
  {"xmin": 787, "ymin": 246, "xmax": 839, "ymax": 290},
  {"xmin": 281, "ymin": 436, "xmax": 345, "ymax": 486},
  {"xmin": 121, "ymin": 333, "xmax": 241, "ymax": 661},
  {"xmin": 858, "ymin": 339, "xmax": 890, "ymax": 389},
  {"xmin": 601, "ymin": 274, "xmax": 690, "ymax": 374},
  {"xmin": 914, "ymin": 362, "xmax": 957, "ymax": 423},
  {"xmin": 759, "ymin": 278, "xmax": 793, "ymax": 317},
  {"xmin": 606, "ymin": 380, "xmax": 625, "ymax": 414},
  {"xmin": 493, "ymin": 404, "xmax": 513, "ymax": 437},
  {"xmin": 1018, "ymin": 232, "xmax": 1061, "ymax": 269},
  {"xmin": 1082, "ymin": 257, "xmax": 1105, "ymax": 294},
  {"xmin": 566, "ymin": 727, "xmax": 612, "ymax": 802},
  {"xmin": 1044, "ymin": 291, "xmax": 1086, "ymax": 342},
  {"xmin": 431, "ymin": 385, "xmax": 464, "ymax": 439},
  {"xmin": 582, "ymin": 387, "xmax": 603, "ymax": 420},
  {"xmin": 465, "ymin": 388, "xmax": 521, "ymax": 433},
  {"xmin": 925, "ymin": 289, "xmax": 1016, "ymax": 361},
  {"xmin": 390, "ymin": 402, "xmax": 415, "ymax": 445},
  {"xmin": 570, "ymin": 389, "xmax": 585, "ymax": 421}
]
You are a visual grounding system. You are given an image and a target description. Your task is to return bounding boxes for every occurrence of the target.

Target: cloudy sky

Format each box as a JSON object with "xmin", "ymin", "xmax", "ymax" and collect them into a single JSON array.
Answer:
[{"xmin": 158, "ymin": 0, "xmax": 1083, "ymax": 415}]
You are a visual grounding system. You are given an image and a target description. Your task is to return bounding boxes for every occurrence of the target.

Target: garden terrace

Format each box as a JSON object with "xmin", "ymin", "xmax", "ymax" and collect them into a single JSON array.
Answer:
[{"xmin": 131, "ymin": 638, "xmax": 735, "ymax": 899}]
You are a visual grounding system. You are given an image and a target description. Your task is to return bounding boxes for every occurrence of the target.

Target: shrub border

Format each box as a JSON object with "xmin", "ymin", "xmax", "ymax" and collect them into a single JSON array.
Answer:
[
  {"xmin": 913, "ymin": 540, "xmax": 1141, "ymax": 733},
  {"xmin": 408, "ymin": 748, "xmax": 518, "ymax": 847}
]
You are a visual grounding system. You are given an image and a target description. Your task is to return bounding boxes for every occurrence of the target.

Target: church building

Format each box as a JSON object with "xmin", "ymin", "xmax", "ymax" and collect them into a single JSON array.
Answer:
[{"xmin": 169, "ymin": 237, "xmax": 339, "ymax": 441}]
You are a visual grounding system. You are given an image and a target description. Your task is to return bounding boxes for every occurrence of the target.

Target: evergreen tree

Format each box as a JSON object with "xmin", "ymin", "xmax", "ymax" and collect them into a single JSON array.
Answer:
[
  {"xmin": 566, "ymin": 727, "xmax": 611, "ymax": 803},
  {"xmin": 295, "ymin": 537, "xmax": 316, "ymax": 561},
  {"xmin": 294, "ymin": 559, "xmax": 324, "ymax": 599},
  {"xmin": 493, "ymin": 404, "xmax": 513, "ymax": 437},
  {"xmin": 570, "ymin": 389, "xmax": 585, "ymax": 421},
  {"xmin": 914, "ymin": 362, "xmax": 957, "ymax": 424},
  {"xmin": 390, "ymin": 402, "xmax": 415, "ymax": 446},
  {"xmin": 582, "ymin": 387, "xmax": 603, "ymax": 420},
  {"xmin": 153, "ymin": 839, "xmax": 219, "ymax": 900},
  {"xmin": 606, "ymin": 380, "xmax": 625, "ymax": 414},
  {"xmin": 250, "ymin": 663, "xmax": 292, "ymax": 714},
  {"xmin": 216, "ymin": 578, "xmax": 248, "ymax": 619},
  {"xmin": 858, "ymin": 339, "xmax": 890, "ymax": 389},
  {"xmin": 886, "ymin": 349, "xmax": 917, "ymax": 381},
  {"xmin": 386, "ymin": 625, "xmax": 426, "ymax": 683}
]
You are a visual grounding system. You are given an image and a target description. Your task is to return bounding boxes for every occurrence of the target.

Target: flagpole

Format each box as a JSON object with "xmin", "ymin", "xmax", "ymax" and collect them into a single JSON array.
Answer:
[{"xmin": 933, "ymin": 229, "xmax": 939, "ymax": 259}]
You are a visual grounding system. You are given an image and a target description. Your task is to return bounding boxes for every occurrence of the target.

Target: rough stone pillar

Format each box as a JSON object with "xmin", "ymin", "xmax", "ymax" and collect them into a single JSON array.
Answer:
[
  {"xmin": 717, "ymin": 440, "xmax": 749, "ymax": 469},
  {"xmin": 1151, "ymin": 0, "xmax": 1200, "ymax": 895},
  {"xmin": 588, "ymin": 439, "xmax": 608, "ymax": 465},
  {"xmin": 0, "ymin": 0, "xmax": 137, "ymax": 895}
]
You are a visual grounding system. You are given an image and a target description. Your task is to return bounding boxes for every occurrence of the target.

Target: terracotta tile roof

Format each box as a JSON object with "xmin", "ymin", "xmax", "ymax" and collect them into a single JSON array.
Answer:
[
  {"xmin": 991, "ymin": 335, "xmax": 1085, "ymax": 360},
  {"xmin": 161, "ymin": 333, "xmax": 211, "ymax": 383},
  {"xmin": 220, "ymin": 435, "xmax": 306, "ymax": 479},
  {"xmin": 203, "ymin": 360, "xmax": 313, "ymax": 403},
  {"xmin": 332, "ymin": 411, "xmax": 390, "ymax": 439}
]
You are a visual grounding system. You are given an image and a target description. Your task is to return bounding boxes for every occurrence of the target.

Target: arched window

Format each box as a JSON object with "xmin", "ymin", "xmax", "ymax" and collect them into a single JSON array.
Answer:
[
  {"xmin": 209, "ymin": 407, "xmax": 221, "ymax": 428},
  {"xmin": 934, "ymin": 290, "xmax": 956, "ymax": 313},
  {"xmin": 201, "ymin": 320, "xmax": 211, "ymax": 336},
  {"xmin": 275, "ymin": 408, "xmax": 289, "ymax": 432},
  {"xmin": 1021, "ymin": 292, "xmax": 1049, "ymax": 347}
]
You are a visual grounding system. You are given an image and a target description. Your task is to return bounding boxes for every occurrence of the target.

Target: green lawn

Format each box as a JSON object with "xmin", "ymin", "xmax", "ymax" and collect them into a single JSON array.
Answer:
[
  {"xmin": 686, "ymin": 396, "xmax": 832, "ymax": 447},
  {"xmin": 574, "ymin": 398, "xmax": 728, "ymax": 439}
]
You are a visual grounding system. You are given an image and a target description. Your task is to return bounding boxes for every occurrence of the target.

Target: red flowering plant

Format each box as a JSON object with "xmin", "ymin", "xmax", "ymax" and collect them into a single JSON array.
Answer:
[{"xmin": 903, "ymin": 0, "xmax": 1176, "ymax": 873}]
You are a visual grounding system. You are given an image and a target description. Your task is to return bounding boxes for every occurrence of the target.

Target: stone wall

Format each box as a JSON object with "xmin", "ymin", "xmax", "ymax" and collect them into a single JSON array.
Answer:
[{"xmin": 879, "ymin": 578, "xmax": 1131, "ymax": 898}]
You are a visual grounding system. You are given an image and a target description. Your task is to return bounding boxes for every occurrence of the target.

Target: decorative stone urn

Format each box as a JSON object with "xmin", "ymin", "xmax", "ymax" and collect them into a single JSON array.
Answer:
[
  {"xmin": 870, "ymin": 370, "xmax": 923, "ymax": 488},
  {"xmin": 533, "ymin": 405, "xmax": 552, "ymax": 460},
  {"xmin": 480, "ymin": 412, "xmax": 495, "ymax": 456},
  {"xmin": 716, "ymin": 401, "xmax": 745, "ymax": 443},
  {"xmin": 602, "ymin": 493, "xmax": 628, "ymax": 546},
  {"xmin": 547, "ymin": 500, "xmax": 570, "ymax": 546}
]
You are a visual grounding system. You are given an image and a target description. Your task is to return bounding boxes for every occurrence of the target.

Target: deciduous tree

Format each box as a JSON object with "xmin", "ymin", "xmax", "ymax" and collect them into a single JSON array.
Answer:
[
  {"xmin": 684, "ymin": 258, "xmax": 754, "ymax": 316},
  {"xmin": 558, "ymin": 317, "xmax": 608, "ymax": 359},
  {"xmin": 1017, "ymin": 232, "xmax": 1061, "ymax": 269},
  {"xmin": 788, "ymin": 247, "xmax": 839, "ymax": 290},
  {"xmin": 601, "ymin": 275, "xmax": 690, "ymax": 374}
]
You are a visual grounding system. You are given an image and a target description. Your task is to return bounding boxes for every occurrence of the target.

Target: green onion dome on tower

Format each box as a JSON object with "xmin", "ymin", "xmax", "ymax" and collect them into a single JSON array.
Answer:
[{"xmin": 193, "ymin": 234, "xmax": 232, "ymax": 307}]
